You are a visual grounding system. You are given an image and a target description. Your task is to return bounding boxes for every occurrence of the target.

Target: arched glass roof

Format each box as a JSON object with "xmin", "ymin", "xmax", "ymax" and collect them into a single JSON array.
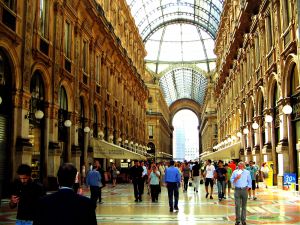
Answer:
[
  {"xmin": 145, "ymin": 23, "xmax": 216, "ymax": 74},
  {"xmin": 126, "ymin": 0, "xmax": 223, "ymax": 105},
  {"xmin": 159, "ymin": 67, "xmax": 208, "ymax": 106}
]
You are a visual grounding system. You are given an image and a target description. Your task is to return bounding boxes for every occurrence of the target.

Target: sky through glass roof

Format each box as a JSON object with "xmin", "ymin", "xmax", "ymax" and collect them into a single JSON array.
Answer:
[{"xmin": 126, "ymin": 0, "xmax": 223, "ymax": 105}]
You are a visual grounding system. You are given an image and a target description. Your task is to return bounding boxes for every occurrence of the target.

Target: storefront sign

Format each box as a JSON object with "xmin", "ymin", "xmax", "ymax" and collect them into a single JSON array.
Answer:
[
  {"xmin": 95, "ymin": 148, "xmax": 125, "ymax": 155},
  {"xmin": 283, "ymin": 173, "xmax": 296, "ymax": 190}
]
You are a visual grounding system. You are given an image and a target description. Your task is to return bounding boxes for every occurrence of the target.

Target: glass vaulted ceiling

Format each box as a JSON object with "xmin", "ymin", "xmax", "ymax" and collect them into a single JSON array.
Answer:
[{"xmin": 126, "ymin": 0, "xmax": 224, "ymax": 105}]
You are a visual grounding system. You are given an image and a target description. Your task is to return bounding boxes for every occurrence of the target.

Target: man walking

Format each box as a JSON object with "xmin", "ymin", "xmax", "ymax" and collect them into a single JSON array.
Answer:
[
  {"xmin": 204, "ymin": 159, "xmax": 215, "ymax": 199},
  {"xmin": 129, "ymin": 160, "xmax": 144, "ymax": 202},
  {"xmin": 164, "ymin": 160, "xmax": 181, "ymax": 212},
  {"xmin": 214, "ymin": 160, "xmax": 227, "ymax": 201},
  {"xmin": 86, "ymin": 166, "xmax": 101, "ymax": 206},
  {"xmin": 191, "ymin": 161, "xmax": 200, "ymax": 192},
  {"xmin": 230, "ymin": 161, "xmax": 252, "ymax": 225},
  {"xmin": 94, "ymin": 160, "xmax": 105, "ymax": 204},
  {"xmin": 10, "ymin": 164, "xmax": 45, "ymax": 225}
]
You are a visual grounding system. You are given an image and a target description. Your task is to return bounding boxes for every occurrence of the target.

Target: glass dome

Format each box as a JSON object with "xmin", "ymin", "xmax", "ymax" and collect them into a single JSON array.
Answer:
[{"xmin": 126, "ymin": 0, "xmax": 224, "ymax": 105}]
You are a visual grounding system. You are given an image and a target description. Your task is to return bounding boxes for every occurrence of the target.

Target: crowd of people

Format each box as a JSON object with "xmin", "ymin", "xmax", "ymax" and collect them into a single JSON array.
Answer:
[{"xmin": 9, "ymin": 159, "xmax": 271, "ymax": 225}]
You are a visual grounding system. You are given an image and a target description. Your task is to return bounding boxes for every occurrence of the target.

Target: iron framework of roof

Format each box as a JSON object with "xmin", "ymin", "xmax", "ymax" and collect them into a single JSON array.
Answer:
[{"xmin": 126, "ymin": 0, "xmax": 223, "ymax": 105}]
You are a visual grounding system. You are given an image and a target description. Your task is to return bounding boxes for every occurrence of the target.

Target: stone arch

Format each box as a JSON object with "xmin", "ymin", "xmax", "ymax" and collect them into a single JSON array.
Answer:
[
  {"xmin": 282, "ymin": 54, "xmax": 299, "ymax": 97},
  {"xmin": 0, "ymin": 41, "xmax": 21, "ymax": 91},
  {"xmin": 255, "ymin": 86, "xmax": 265, "ymax": 116},
  {"xmin": 247, "ymin": 96, "xmax": 255, "ymax": 121},
  {"xmin": 93, "ymin": 101, "xmax": 101, "ymax": 123},
  {"xmin": 31, "ymin": 63, "xmax": 51, "ymax": 103},
  {"xmin": 79, "ymin": 92, "xmax": 90, "ymax": 120},
  {"xmin": 241, "ymin": 102, "xmax": 247, "ymax": 125},
  {"xmin": 59, "ymin": 80, "xmax": 74, "ymax": 112},
  {"xmin": 267, "ymin": 73, "xmax": 281, "ymax": 108},
  {"xmin": 169, "ymin": 99, "xmax": 202, "ymax": 125}
]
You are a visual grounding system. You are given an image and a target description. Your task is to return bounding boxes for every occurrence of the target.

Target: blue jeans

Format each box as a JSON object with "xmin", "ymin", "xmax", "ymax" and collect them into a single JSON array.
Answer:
[
  {"xmin": 16, "ymin": 220, "xmax": 33, "ymax": 225},
  {"xmin": 217, "ymin": 180, "xmax": 226, "ymax": 198}
]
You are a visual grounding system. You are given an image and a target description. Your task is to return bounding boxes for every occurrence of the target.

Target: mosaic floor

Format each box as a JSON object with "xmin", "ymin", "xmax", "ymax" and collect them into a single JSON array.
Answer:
[{"xmin": 0, "ymin": 183, "xmax": 300, "ymax": 224}]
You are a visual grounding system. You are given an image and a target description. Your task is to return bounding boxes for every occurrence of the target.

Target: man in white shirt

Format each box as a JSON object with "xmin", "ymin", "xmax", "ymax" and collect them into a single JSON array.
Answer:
[{"xmin": 204, "ymin": 159, "xmax": 215, "ymax": 199}]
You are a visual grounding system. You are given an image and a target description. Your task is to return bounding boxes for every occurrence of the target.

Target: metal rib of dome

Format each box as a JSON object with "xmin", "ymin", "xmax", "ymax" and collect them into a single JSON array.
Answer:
[
  {"xmin": 127, "ymin": 0, "xmax": 224, "ymax": 40},
  {"xmin": 159, "ymin": 67, "xmax": 208, "ymax": 106}
]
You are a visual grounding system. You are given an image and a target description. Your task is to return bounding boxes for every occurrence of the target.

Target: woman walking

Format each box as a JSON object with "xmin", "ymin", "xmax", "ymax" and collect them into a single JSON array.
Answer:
[{"xmin": 148, "ymin": 165, "xmax": 160, "ymax": 202}]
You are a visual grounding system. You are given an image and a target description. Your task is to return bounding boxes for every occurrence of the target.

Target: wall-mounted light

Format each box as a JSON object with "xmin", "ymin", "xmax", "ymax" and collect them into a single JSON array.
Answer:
[
  {"xmin": 34, "ymin": 110, "xmax": 44, "ymax": 119},
  {"xmin": 25, "ymin": 110, "xmax": 44, "ymax": 120},
  {"xmin": 252, "ymin": 122, "xmax": 259, "ymax": 130},
  {"xmin": 127, "ymin": 159, "xmax": 131, "ymax": 162},
  {"xmin": 84, "ymin": 126, "xmax": 90, "ymax": 133},
  {"xmin": 243, "ymin": 128, "xmax": 249, "ymax": 134},
  {"xmin": 282, "ymin": 104, "xmax": 292, "ymax": 115},
  {"xmin": 64, "ymin": 119, "xmax": 72, "ymax": 127},
  {"xmin": 135, "ymin": 143, "xmax": 138, "ymax": 147},
  {"xmin": 118, "ymin": 137, "xmax": 122, "ymax": 142},
  {"xmin": 237, "ymin": 132, "xmax": 242, "ymax": 137},
  {"xmin": 129, "ymin": 141, "xmax": 133, "ymax": 145},
  {"xmin": 98, "ymin": 131, "xmax": 104, "ymax": 138},
  {"xmin": 265, "ymin": 115, "xmax": 273, "ymax": 123},
  {"xmin": 125, "ymin": 139, "xmax": 129, "ymax": 144},
  {"xmin": 121, "ymin": 159, "xmax": 124, "ymax": 162}
]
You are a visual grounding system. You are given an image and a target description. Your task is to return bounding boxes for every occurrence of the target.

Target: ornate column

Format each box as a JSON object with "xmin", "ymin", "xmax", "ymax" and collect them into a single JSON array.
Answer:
[
  {"xmin": 16, "ymin": 91, "xmax": 33, "ymax": 167},
  {"xmin": 276, "ymin": 98, "xmax": 293, "ymax": 188},
  {"xmin": 246, "ymin": 121, "xmax": 252, "ymax": 160},
  {"xmin": 262, "ymin": 109, "xmax": 273, "ymax": 161},
  {"xmin": 252, "ymin": 117, "xmax": 260, "ymax": 164}
]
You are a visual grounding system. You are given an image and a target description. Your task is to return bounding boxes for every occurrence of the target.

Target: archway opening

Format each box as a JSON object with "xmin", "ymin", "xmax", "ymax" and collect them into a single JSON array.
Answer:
[
  {"xmin": 172, "ymin": 109, "xmax": 199, "ymax": 161},
  {"xmin": 0, "ymin": 48, "xmax": 12, "ymax": 198}
]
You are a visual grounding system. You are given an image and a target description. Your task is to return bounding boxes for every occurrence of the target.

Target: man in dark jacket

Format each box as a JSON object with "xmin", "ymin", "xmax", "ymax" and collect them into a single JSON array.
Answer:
[
  {"xmin": 94, "ymin": 159, "xmax": 105, "ymax": 204},
  {"xmin": 33, "ymin": 163, "xmax": 97, "ymax": 225},
  {"xmin": 129, "ymin": 160, "xmax": 144, "ymax": 202},
  {"xmin": 10, "ymin": 164, "xmax": 45, "ymax": 225}
]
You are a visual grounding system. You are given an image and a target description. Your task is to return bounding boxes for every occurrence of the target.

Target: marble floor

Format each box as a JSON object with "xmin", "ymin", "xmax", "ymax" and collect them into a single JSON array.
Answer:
[{"xmin": 1, "ymin": 183, "xmax": 300, "ymax": 224}]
